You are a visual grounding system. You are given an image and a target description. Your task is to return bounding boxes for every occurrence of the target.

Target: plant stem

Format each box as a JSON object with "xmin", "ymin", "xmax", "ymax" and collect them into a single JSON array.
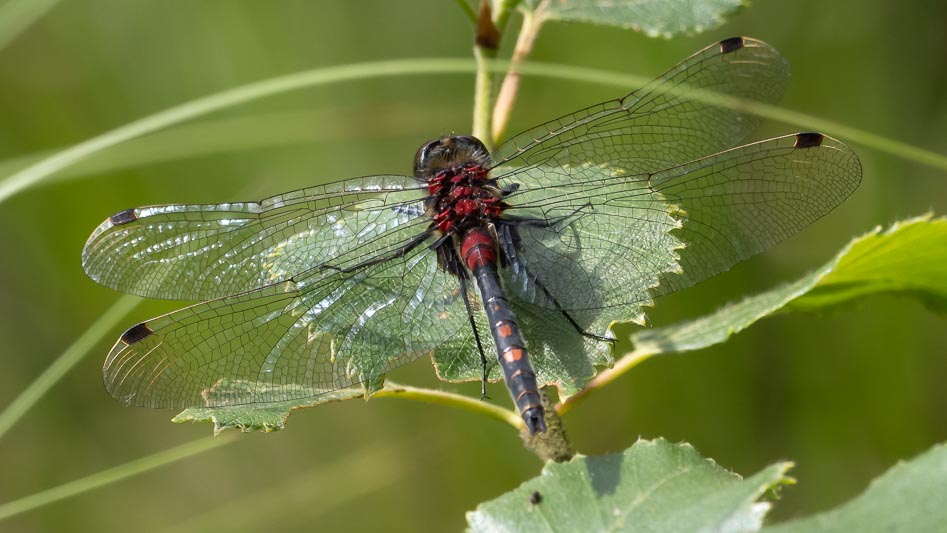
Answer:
[
  {"xmin": 376, "ymin": 382, "xmax": 573, "ymax": 460},
  {"xmin": 471, "ymin": 1, "xmax": 501, "ymax": 146},
  {"xmin": 491, "ymin": 4, "xmax": 544, "ymax": 143},
  {"xmin": 556, "ymin": 347, "xmax": 657, "ymax": 415},
  {"xmin": 491, "ymin": 0, "xmax": 523, "ymax": 31},
  {"xmin": 375, "ymin": 381, "xmax": 523, "ymax": 430},
  {"xmin": 523, "ymin": 388, "xmax": 574, "ymax": 462},
  {"xmin": 472, "ymin": 45, "xmax": 497, "ymax": 145}
]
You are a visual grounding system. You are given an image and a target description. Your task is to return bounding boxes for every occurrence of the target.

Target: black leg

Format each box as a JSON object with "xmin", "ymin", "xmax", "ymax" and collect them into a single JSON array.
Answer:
[
  {"xmin": 320, "ymin": 229, "xmax": 433, "ymax": 274},
  {"xmin": 458, "ymin": 273, "xmax": 491, "ymax": 400},
  {"xmin": 392, "ymin": 204, "xmax": 425, "ymax": 217},
  {"xmin": 534, "ymin": 271, "xmax": 615, "ymax": 343},
  {"xmin": 500, "ymin": 201, "xmax": 592, "ymax": 229},
  {"xmin": 495, "ymin": 220, "xmax": 614, "ymax": 345}
]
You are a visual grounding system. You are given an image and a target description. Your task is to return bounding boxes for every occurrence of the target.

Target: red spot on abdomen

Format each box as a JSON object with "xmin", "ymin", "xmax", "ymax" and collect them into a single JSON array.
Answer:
[
  {"xmin": 461, "ymin": 228, "xmax": 497, "ymax": 270},
  {"xmin": 503, "ymin": 347, "xmax": 525, "ymax": 362},
  {"xmin": 497, "ymin": 322, "xmax": 512, "ymax": 338}
]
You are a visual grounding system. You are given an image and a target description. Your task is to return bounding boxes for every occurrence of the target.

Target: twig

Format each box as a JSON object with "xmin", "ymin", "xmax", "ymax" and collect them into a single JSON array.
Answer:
[
  {"xmin": 556, "ymin": 348, "xmax": 657, "ymax": 415},
  {"xmin": 472, "ymin": 1, "xmax": 502, "ymax": 145},
  {"xmin": 522, "ymin": 388, "xmax": 574, "ymax": 462},
  {"xmin": 375, "ymin": 381, "xmax": 523, "ymax": 429},
  {"xmin": 491, "ymin": 4, "xmax": 545, "ymax": 143}
]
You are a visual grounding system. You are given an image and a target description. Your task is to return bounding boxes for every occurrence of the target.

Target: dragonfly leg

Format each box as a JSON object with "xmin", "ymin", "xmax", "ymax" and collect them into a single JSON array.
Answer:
[
  {"xmin": 320, "ymin": 229, "xmax": 433, "ymax": 274},
  {"xmin": 458, "ymin": 263, "xmax": 491, "ymax": 400},
  {"xmin": 500, "ymin": 201, "xmax": 592, "ymax": 229},
  {"xmin": 495, "ymin": 222, "xmax": 613, "ymax": 345},
  {"xmin": 493, "ymin": 212, "xmax": 584, "ymax": 275},
  {"xmin": 537, "ymin": 273, "xmax": 614, "ymax": 343},
  {"xmin": 391, "ymin": 204, "xmax": 425, "ymax": 217}
]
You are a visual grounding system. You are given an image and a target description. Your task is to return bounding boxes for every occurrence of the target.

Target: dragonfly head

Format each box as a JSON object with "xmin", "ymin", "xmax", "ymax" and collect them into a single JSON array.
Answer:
[{"xmin": 413, "ymin": 136, "xmax": 491, "ymax": 180}]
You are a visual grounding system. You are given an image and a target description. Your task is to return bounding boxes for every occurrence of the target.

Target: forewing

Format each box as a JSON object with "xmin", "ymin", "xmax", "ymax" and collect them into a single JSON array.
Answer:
[
  {"xmin": 489, "ymin": 37, "xmax": 790, "ymax": 175},
  {"xmin": 104, "ymin": 244, "xmax": 478, "ymax": 409},
  {"xmin": 498, "ymin": 133, "xmax": 861, "ymax": 333},
  {"xmin": 82, "ymin": 174, "xmax": 428, "ymax": 301}
]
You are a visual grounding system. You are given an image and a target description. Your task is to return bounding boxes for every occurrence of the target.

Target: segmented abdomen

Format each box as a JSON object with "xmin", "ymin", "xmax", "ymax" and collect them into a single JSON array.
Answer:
[{"xmin": 462, "ymin": 228, "xmax": 546, "ymax": 434}]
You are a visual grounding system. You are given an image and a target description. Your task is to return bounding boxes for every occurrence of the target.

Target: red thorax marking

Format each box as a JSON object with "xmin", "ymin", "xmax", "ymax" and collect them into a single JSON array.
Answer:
[
  {"xmin": 454, "ymin": 198, "xmax": 479, "ymax": 217},
  {"xmin": 428, "ymin": 164, "xmax": 501, "ymax": 233}
]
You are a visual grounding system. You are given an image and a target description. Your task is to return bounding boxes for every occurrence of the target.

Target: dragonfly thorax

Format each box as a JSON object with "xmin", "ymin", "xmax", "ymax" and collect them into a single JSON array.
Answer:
[{"xmin": 417, "ymin": 136, "xmax": 504, "ymax": 235}]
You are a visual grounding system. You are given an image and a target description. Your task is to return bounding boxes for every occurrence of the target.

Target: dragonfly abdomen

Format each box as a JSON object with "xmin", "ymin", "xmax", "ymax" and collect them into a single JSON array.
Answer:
[{"xmin": 462, "ymin": 228, "xmax": 546, "ymax": 434}]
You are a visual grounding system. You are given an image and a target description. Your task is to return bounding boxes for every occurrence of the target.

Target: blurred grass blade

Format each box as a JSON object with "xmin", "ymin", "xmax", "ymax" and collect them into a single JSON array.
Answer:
[
  {"xmin": 0, "ymin": 0, "xmax": 61, "ymax": 52},
  {"xmin": 514, "ymin": 62, "xmax": 947, "ymax": 172},
  {"xmin": 524, "ymin": 0, "xmax": 745, "ymax": 37},
  {"xmin": 468, "ymin": 438, "xmax": 792, "ymax": 532},
  {"xmin": 2, "ymin": 58, "xmax": 945, "ymax": 204},
  {"xmin": 0, "ymin": 58, "xmax": 476, "ymax": 204},
  {"xmin": 749, "ymin": 106, "xmax": 947, "ymax": 173},
  {"xmin": 165, "ymin": 439, "xmax": 414, "ymax": 533},
  {"xmin": 0, "ymin": 105, "xmax": 450, "ymax": 187},
  {"xmin": 0, "ymin": 295, "xmax": 139, "ymax": 439},
  {"xmin": 0, "ymin": 434, "xmax": 235, "ymax": 521},
  {"xmin": 762, "ymin": 442, "xmax": 947, "ymax": 532},
  {"xmin": 451, "ymin": 0, "xmax": 478, "ymax": 23}
]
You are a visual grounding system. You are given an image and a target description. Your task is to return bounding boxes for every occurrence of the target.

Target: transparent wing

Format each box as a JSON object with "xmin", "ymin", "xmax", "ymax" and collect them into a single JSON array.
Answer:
[
  {"xmin": 499, "ymin": 133, "xmax": 862, "ymax": 334},
  {"xmin": 489, "ymin": 37, "xmax": 790, "ymax": 175},
  {"xmin": 429, "ymin": 280, "xmax": 611, "ymax": 397},
  {"xmin": 103, "ymin": 244, "xmax": 482, "ymax": 409},
  {"xmin": 649, "ymin": 133, "xmax": 862, "ymax": 296},
  {"xmin": 82, "ymin": 174, "xmax": 429, "ymax": 301}
]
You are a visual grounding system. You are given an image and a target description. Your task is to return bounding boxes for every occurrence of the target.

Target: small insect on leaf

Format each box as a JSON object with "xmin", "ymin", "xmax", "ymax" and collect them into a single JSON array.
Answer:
[{"xmin": 529, "ymin": 491, "xmax": 543, "ymax": 505}]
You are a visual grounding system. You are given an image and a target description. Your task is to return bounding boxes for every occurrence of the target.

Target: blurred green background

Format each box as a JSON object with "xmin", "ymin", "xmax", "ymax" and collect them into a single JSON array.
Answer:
[{"xmin": 1, "ymin": 0, "xmax": 945, "ymax": 531}]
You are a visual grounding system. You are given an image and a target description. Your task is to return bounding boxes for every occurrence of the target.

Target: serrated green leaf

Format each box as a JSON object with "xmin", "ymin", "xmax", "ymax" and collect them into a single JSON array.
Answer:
[
  {"xmin": 467, "ymin": 438, "xmax": 792, "ymax": 533},
  {"xmin": 433, "ymin": 162, "xmax": 678, "ymax": 400},
  {"xmin": 173, "ymin": 380, "xmax": 364, "ymax": 434},
  {"xmin": 631, "ymin": 215, "xmax": 947, "ymax": 356},
  {"xmin": 762, "ymin": 443, "xmax": 947, "ymax": 532},
  {"xmin": 788, "ymin": 215, "xmax": 947, "ymax": 311},
  {"xmin": 523, "ymin": 0, "xmax": 746, "ymax": 38}
]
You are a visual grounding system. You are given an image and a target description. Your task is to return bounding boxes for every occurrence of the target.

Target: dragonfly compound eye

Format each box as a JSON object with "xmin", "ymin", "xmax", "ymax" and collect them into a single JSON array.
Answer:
[{"xmin": 413, "ymin": 136, "xmax": 490, "ymax": 179}]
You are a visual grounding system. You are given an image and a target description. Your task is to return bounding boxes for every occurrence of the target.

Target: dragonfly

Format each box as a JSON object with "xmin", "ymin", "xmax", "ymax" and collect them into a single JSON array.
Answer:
[{"xmin": 83, "ymin": 37, "xmax": 861, "ymax": 434}]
